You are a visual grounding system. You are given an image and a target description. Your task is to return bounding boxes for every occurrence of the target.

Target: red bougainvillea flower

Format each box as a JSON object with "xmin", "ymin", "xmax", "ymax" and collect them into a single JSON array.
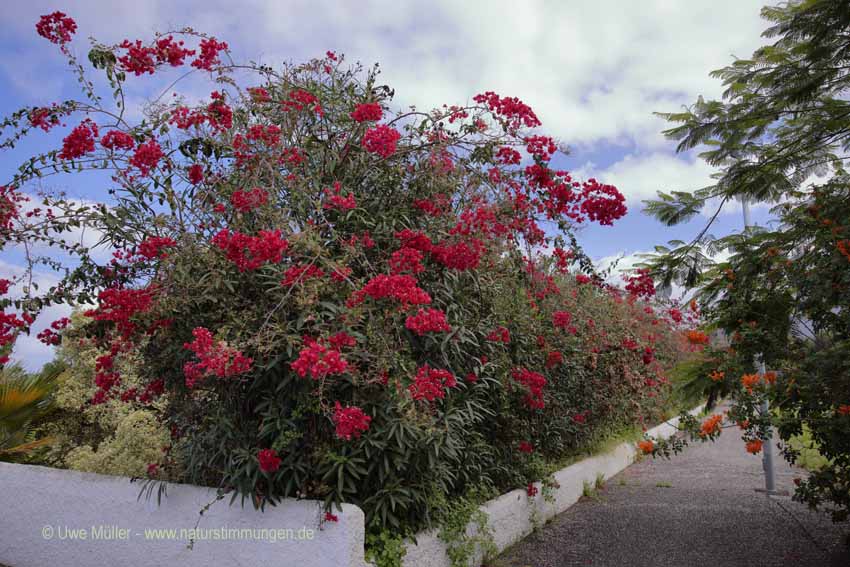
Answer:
[
  {"xmin": 187, "ymin": 164, "xmax": 204, "ymax": 185},
  {"xmin": 838, "ymin": 405, "xmax": 850, "ymax": 416},
  {"xmin": 347, "ymin": 274, "xmax": 431, "ymax": 307},
  {"xmin": 281, "ymin": 263, "xmax": 325, "ymax": 287},
  {"xmin": 699, "ymin": 414, "xmax": 723, "ymax": 437},
  {"xmin": 59, "ymin": 119, "xmax": 99, "ymax": 160},
  {"xmin": 212, "ymin": 229, "xmax": 288, "ymax": 271},
  {"xmin": 473, "ymin": 91, "xmax": 541, "ymax": 131},
  {"xmin": 0, "ymin": 186, "xmax": 27, "ymax": 231},
  {"xmin": 413, "ymin": 194, "xmax": 449, "ymax": 217},
  {"xmin": 525, "ymin": 135, "xmax": 557, "ymax": 161},
  {"xmin": 668, "ymin": 308, "xmax": 683, "ymax": 324},
  {"xmin": 282, "ymin": 89, "xmax": 321, "ymax": 113},
  {"xmin": 512, "ymin": 368, "xmax": 546, "ymax": 409},
  {"xmin": 642, "ymin": 347, "xmax": 655, "ymax": 365},
  {"xmin": 100, "ymin": 130, "xmax": 135, "ymax": 151},
  {"xmin": 36, "ymin": 12, "xmax": 77, "ymax": 46},
  {"xmin": 495, "ymin": 146, "xmax": 522, "ymax": 165},
  {"xmin": 332, "ymin": 401, "xmax": 371, "ymax": 440},
  {"xmin": 431, "ymin": 238, "xmax": 484, "ymax": 271},
  {"xmin": 324, "ymin": 512, "xmax": 339, "ymax": 523},
  {"xmin": 408, "ymin": 365, "xmax": 457, "ymax": 402},
  {"xmin": 117, "ymin": 40, "xmax": 158, "ymax": 75},
  {"xmin": 837, "ymin": 240, "xmax": 850, "ymax": 262},
  {"xmin": 745, "ymin": 439, "xmax": 763, "ymax": 454},
  {"xmin": 323, "ymin": 182, "xmax": 356, "ymax": 211},
  {"xmin": 526, "ymin": 483, "xmax": 538, "ymax": 498},
  {"xmin": 29, "ymin": 105, "xmax": 65, "ymax": 132},
  {"xmin": 350, "ymin": 102, "xmax": 382, "ymax": 122},
  {"xmin": 624, "ymin": 268, "xmax": 655, "ymax": 299},
  {"xmin": 552, "ymin": 248, "xmax": 574, "ymax": 273},
  {"xmin": 395, "ymin": 229, "xmax": 433, "ymax": 252},
  {"xmin": 518, "ymin": 441, "xmax": 534, "ymax": 454},
  {"xmin": 118, "ymin": 36, "xmax": 196, "ymax": 75},
  {"xmin": 576, "ymin": 274, "xmax": 592, "ymax": 285},
  {"xmin": 154, "ymin": 36, "xmax": 195, "ymax": 66},
  {"xmin": 192, "ymin": 37, "xmax": 228, "ymax": 71},
  {"xmin": 0, "ymin": 307, "xmax": 29, "ymax": 364},
  {"xmin": 183, "ymin": 327, "xmax": 253, "ymax": 387},
  {"xmin": 389, "ymin": 247, "xmax": 425, "ymax": 275},
  {"xmin": 361, "ymin": 124, "xmax": 401, "ymax": 158},
  {"xmin": 545, "ymin": 350, "xmax": 563, "ymax": 369},
  {"xmin": 578, "ymin": 179, "xmax": 628, "ymax": 225},
  {"xmin": 129, "ymin": 139, "xmax": 164, "ymax": 176},
  {"xmin": 291, "ymin": 338, "xmax": 348, "ymax": 380},
  {"xmin": 36, "ymin": 316, "xmax": 71, "ymax": 346},
  {"xmin": 486, "ymin": 326, "xmax": 510, "ymax": 343},
  {"xmin": 257, "ymin": 449, "xmax": 282, "ymax": 473},
  {"xmin": 248, "ymin": 87, "xmax": 271, "ymax": 103},
  {"xmin": 231, "ymin": 188, "xmax": 268, "ymax": 212},
  {"xmin": 84, "ymin": 287, "xmax": 155, "ymax": 338},
  {"xmin": 638, "ymin": 440, "xmax": 655, "ymax": 454},
  {"xmin": 553, "ymin": 310, "xmax": 572, "ymax": 329},
  {"xmin": 405, "ymin": 308, "xmax": 451, "ymax": 335},
  {"xmin": 327, "ymin": 331, "xmax": 356, "ymax": 350},
  {"xmin": 137, "ymin": 236, "xmax": 176, "ymax": 259},
  {"xmin": 204, "ymin": 91, "xmax": 233, "ymax": 131}
]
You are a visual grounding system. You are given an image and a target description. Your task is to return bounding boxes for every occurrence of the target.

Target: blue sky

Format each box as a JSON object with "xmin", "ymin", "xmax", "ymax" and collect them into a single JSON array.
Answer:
[{"xmin": 1, "ymin": 0, "xmax": 773, "ymax": 368}]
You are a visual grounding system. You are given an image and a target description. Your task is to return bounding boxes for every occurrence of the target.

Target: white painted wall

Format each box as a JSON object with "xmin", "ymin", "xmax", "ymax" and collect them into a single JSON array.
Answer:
[{"xmin": 0, "ymin": 463, "xmax": 367, "ymax": 567}]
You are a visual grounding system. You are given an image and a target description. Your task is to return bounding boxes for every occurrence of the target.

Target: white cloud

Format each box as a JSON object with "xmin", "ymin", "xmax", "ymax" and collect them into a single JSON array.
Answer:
[
  {"xmin": 4, "ymin": 0, "xmax": 766, "ymax": 149},
  {"xmin": 575, "ymin": 152, "xmax": 717, "ymax": 203},
  {"xmin": 1, "ymin": 259, "xmax": 71, "ymax": 371}
]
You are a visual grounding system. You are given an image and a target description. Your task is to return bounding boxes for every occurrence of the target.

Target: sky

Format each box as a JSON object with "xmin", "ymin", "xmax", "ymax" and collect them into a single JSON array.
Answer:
[{"xmin": 1, "ymin": 0, "xmax": 776, "ymax": 369}]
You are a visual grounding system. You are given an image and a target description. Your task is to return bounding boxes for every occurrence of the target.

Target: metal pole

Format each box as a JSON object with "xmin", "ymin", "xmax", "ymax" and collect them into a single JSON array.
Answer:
[
  {"xmin": 742, "ymin": 197, "xmax": 776, "ymax": 494},
  {"xmin": 758, "ymin": 358, "xmax": 776, "ymax": 493}
]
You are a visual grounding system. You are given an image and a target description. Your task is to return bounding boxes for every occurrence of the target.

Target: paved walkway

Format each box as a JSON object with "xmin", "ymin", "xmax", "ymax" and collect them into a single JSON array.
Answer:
[{"xmin": 495, "ymin": 415, "xmax": 849, "ymax": 567}]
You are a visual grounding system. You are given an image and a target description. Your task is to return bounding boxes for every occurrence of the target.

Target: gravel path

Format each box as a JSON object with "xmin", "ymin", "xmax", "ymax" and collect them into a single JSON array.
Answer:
[{"xmin": 494, "ymin": 415, "xmax": 849, "ymax": 567}]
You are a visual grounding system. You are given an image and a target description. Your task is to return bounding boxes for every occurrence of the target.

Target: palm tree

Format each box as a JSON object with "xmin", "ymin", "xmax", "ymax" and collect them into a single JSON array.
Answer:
[{"xmin": 0, "ymin": 363, "xmax": 57, "ymax": 459}]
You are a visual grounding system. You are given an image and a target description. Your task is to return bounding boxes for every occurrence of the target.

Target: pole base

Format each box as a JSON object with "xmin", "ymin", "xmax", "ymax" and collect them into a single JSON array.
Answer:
[{"xmin": 754, "ymin": 488, "xmax": 789, "ymax": 496}]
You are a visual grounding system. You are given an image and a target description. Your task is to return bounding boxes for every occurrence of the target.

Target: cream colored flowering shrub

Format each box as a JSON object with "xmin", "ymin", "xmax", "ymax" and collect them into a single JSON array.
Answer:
[
  {"xmin": 65, "ymin": 409, "xmax": 169, "ymax": 477},
  {"xmin": 41, "ymin": 313, "xmax": 171, "ymax": 477}
]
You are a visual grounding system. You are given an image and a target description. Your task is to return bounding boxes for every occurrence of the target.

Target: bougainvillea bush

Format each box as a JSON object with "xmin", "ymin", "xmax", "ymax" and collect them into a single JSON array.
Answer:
[{"xmin": 1, "ymin": 13, "xmax": 695, "ymax": 538}]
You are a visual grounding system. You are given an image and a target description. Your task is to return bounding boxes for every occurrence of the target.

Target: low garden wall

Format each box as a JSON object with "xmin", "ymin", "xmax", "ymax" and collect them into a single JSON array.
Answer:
[
  {"xmin": 400, "ymin": 404, "xmax": 705, "ymax": 567},
  {"xmin": 0, "ymin": 405, "xmax": 702, "ymax": 567},
  {"xmin": 0, "ymin": 463, "xmax": 367, "ymax": 567}
]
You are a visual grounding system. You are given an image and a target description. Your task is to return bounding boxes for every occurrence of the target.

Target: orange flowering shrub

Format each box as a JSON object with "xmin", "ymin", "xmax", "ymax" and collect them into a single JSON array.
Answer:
[
  {"xmin": 699, "ymin": 414, "xmax": 723, "ymax": 438},
  {"xmin": 640, "ymin": 0, "xmax": 850, "ymax": 524},
  {"xmin": 685, "ymin": 330, "xmax": 710, "ymax": 346},
  {"xmin": 741, "ymin": 373, "xmax": 761, "ymax": 393},
  {"xmin": 709, "ymin": 370, "xmax": 725, "ymax": 382}
]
